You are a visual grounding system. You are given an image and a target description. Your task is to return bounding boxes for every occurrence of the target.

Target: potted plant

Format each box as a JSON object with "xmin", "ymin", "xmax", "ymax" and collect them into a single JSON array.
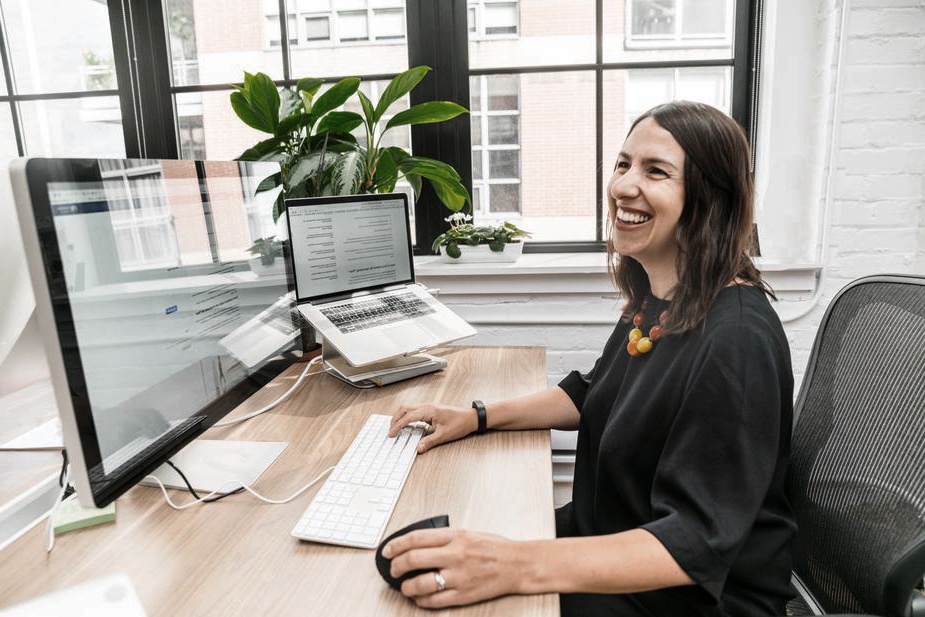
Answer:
[
  {"xmin": 230, "ymin": 66, "xmax": 470, "ymax": 223},
  {"xmin": 246, "ymin": 236, "xmax": 285, "ymax": 275},
  {"xmin": 431, "ymin": 213, "xmax": 531, "ymax": 263}
]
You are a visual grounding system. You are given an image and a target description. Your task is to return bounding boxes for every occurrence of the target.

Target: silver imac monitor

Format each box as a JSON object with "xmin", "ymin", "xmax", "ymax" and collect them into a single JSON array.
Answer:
[{"xmin": 10, "ymin": 157, "xmax": 302, "ymax": 507}]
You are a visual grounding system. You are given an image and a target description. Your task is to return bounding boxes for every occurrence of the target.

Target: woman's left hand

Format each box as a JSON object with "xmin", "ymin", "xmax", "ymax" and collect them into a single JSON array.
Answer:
[{"xmin": 382, "ymin": 527, "xmax": 522, "ymax": 608}]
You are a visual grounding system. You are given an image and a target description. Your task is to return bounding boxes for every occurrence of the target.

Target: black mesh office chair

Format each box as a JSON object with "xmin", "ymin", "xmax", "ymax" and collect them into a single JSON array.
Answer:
[{"xmin": 785, "ymin": 274, "xmax": 925, "ymax": 617}]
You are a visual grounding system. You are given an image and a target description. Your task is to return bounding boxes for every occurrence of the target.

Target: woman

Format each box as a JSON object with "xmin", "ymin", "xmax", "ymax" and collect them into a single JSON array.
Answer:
[{"xmin": 384, "ymin": 101, "xmax": 796, "ymax": 617}]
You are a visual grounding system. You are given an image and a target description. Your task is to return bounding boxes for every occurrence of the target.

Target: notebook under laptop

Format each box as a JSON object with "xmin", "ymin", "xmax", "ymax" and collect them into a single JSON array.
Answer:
[{"xmin": 285, "ymin": 193, "xmax": 476, "ymax": 367}]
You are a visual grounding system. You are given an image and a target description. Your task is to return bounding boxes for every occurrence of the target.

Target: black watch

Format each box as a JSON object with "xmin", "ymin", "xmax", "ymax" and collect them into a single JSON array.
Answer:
[{"xmin": 472, "ymin": 400, "xmax": 487, "ymax": 434}]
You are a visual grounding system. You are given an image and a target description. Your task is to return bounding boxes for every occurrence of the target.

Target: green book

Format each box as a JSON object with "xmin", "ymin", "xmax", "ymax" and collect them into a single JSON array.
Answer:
[{"xmin": 53, "ymin": 494, "xmax": 116, "ymax": 535}]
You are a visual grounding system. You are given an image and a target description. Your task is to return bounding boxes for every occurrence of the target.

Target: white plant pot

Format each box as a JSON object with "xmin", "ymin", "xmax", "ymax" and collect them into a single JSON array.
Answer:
[{"xmin": 440, "ymin": 242, "xmax": 524, "ymax": 264}]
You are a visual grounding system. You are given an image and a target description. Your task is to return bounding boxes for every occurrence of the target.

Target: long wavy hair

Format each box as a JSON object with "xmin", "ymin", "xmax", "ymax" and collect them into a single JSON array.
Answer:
[{"xmin": 608, "ymin": 100, "xmax": 772, "ymax": 333}]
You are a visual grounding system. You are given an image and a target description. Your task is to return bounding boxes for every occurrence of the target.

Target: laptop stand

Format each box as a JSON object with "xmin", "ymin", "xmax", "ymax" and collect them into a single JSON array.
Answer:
[{"xmin": 321, "ymin": 343, "xmax": 447, "ymax": 388}]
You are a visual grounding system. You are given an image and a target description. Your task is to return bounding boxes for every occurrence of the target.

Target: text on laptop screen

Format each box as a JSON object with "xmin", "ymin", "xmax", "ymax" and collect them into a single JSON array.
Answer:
[{"xmin": 288, "ymin": 196, "xmax": 413, "ymax": 301}]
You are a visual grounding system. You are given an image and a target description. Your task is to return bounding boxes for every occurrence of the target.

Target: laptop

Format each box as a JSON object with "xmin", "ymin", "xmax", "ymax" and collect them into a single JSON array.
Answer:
[{"xmin": 285, "ymin": 193, "xmax": 476, "ymax": 367}]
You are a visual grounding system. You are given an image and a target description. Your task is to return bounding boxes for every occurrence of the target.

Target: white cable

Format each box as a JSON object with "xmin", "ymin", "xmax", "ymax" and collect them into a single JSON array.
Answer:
[
  {"xmin": 144, "ymin": 465, "xmax": 334, "ymax": 510},
  {"xmin": 44, "ymin": 464, "xmax": 70, "ymax": 553},
  {"xmin": 211, "ymin": 355, "xmax": 324, "ymax": 428}
]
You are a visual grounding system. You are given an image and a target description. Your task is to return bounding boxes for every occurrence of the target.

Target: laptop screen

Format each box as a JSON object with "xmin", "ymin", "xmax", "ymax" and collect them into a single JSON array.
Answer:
[{"xmin": 286, "ymin": 193, "xmax": 414, "ymax": 303}]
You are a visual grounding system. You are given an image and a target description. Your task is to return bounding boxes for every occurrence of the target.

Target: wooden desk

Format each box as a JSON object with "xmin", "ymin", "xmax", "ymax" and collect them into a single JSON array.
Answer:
[{"xmin": 0, "ymin": 346, "xmax": 558, "ymax": 616}]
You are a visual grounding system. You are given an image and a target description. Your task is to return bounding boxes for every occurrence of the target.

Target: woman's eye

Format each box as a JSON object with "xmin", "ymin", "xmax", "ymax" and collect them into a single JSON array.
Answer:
[
  {"xmin": 648, "ymin": 167, "xmax": 666, "ymax": 176},
  {"xmin": 616, "ymin": 161, "xmax": 630, "ymax": 171}
]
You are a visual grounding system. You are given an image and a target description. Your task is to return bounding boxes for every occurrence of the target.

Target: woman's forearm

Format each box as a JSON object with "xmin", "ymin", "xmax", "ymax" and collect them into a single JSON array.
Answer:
[{"xmin": 483, "ymin": 386, "xmax": 580, "ymax": 432}]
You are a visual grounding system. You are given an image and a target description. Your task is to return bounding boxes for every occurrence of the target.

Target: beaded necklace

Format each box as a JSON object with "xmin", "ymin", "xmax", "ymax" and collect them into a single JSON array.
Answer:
[{"xmin": 626, "ymin": 298, "xmax": 668, "ymax": 357}]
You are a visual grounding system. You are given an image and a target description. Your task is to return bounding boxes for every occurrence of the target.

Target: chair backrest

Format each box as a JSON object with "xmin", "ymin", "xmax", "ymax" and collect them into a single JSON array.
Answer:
[{"xmin": 788, "ymin": 274, "xmax": 925, "ymax": 616}]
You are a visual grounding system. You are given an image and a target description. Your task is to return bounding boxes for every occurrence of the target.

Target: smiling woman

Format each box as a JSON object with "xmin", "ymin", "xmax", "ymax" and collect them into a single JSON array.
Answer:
[{"xmin": 385, "ymin": 100, "xmax": 795, "ymax": 617}]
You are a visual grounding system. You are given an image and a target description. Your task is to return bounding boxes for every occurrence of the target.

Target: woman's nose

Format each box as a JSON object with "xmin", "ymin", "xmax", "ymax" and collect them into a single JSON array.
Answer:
[{"xmin": 610, "ymin": 169, "xmax": 639, "ymax": 201}]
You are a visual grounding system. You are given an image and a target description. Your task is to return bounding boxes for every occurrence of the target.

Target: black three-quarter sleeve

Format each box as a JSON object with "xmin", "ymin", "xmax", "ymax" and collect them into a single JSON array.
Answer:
[{"xmin": 640, "ymin": 318, "xmax": 786, "ymax": 601}]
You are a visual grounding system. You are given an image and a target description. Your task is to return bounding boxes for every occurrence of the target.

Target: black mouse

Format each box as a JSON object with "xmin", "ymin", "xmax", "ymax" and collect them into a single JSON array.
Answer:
[{"xmin": 375, "ymin": 515, "xmax": 450, "ymax": 590}]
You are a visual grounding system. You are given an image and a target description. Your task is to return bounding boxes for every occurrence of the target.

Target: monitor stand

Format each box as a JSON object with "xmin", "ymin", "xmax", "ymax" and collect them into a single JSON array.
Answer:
[
  {"xmin": 140, "ymin": 439, "xmax": 287, "ymax": 493},
  {"xmin": 321, "ymin": 343, "xmax": 447, "ymax": 388}
]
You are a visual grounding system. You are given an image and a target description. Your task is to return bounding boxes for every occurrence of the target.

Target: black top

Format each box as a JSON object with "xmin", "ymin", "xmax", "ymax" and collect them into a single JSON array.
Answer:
[{"xmin": 557, "ymin": 285, "xmax": 796, "ymax": 617}]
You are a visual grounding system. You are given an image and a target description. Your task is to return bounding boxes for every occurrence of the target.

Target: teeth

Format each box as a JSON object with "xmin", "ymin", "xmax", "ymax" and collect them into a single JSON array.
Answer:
[{"xmin": 616, "ymin": 207, "xmax": 652, "ymax": 225}]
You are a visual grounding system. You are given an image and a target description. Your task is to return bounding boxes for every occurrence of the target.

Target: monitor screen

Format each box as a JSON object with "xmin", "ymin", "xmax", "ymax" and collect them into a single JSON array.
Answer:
[{"xmin": 11, "ymin": 158, "xmax": 302, "ymax": 507}]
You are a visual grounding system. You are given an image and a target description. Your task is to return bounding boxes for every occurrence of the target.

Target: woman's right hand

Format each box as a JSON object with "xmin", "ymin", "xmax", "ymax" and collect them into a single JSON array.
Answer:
[{"xmin": 389, "ymin": 403, "xmax": 478, "ymax": 454}]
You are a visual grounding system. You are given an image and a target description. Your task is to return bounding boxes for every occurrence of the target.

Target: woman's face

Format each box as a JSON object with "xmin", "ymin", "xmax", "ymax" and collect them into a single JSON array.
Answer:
[{"xmin": 608, "ymin": 117, "xmax": 686, "ymax": 273}]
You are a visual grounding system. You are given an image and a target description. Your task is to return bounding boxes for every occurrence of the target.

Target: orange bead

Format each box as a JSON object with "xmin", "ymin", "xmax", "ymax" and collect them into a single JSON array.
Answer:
[
  {"xmin": 637, "ymin": 337, "xmax": 653, "ymax": 353},
  {"xmin": 626, "ymin": 340, "xmax": 640, "ymax": 356},
  {"xmin": 633, "ymin": 312, "xmax": 644, "ymax": 326},
  {"xmin": 659, "ymin": 310, "xmax": 669, "ymax": 324},
  {"xmin": 628, "ymin": 328, "xmax": 643, "ymax": 342},
  {"xmin": 649, "ymin": 325, "xmax": 662, "ymax": 341}
]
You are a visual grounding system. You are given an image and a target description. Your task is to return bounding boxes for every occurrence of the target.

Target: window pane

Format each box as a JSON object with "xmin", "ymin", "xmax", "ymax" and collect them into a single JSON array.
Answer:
[
  {"xmin": 178, "ymin": 91, "xmax": 268, "ymax": 160},
  {"xmin": 487, "ymin": 115, "xmax": 518, "ymax": 145},
  {"xmin": 469, "ymin": 0, "xmax": 593, "ymax": 68},
  {"xmin": 305, "ymin": 16, "xmax": 331, "ymax": 40},
  {"xmin": 487, "ymin": 75, "xmax": 518, "ymax": 111},
  {"xmin": 19, "ymin": 97, "xmax": 126, "ymax": 157},
  {"xmin": 488, "ymin": 149, "xmax": 518, "ymax": 178},
  {"xmin": 290, "ymin": 2, "xmax": 408, "ymax": 78},
  {"xmin": 631, "ymin": 0, "xmax": 675, "ymax": 37},
  {"xmin": 488, "ymin": 183, "xmax": 519, "ymax": 213},
  {"xmin": 339, "ymin": 11, "xmax": 369, "ymax": 41},
  {"xmin": 472, "ymin": 71, "xmax": 595, "ymax": 240},
  {"xmin": 165, "ymin": 0, "xmax": 285, "ymax": 87},
  {"xmin": 604, "ymin": 0, "xmax": 734, "ymax": 61},
  {"xmin": 2, "ymin": 0, "xmax": 117, "ymax": 95},
  {"xmin": 373, "ymin": 8, "xmax": 405, "ymax": 40},
  {"xmin": 471, "ymin": 115, "xmax": 482, "ymax": 145},
  {"xmin": 682, "ymin": 0, "xmax": 727, "ymax": 36}
]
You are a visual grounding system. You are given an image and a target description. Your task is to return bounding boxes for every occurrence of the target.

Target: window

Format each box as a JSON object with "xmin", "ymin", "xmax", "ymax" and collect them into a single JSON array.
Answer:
[
  {"xmin": 0, "ymin": 0, "xmax": 126, "ymax": 158},
  {"xmin": 468, "ymin": 0, "xmax": 518, "ymax": 39},
  {"xmin": 26, "ymin": 0, "xmax": 756, "ymax": 253},
  {"xmin": 627, "ymin": 0, "xmax": 731, "ymax": 47},
  {"xmin": 265, "ymin": 0, "xmax": 406, "ymax": 47}
]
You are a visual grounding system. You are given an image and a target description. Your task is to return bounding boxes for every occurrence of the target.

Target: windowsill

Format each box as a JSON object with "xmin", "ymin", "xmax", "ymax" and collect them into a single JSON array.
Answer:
[{"xmin": 415, "ymin": 252, "xmax": 820, "ymax": 293}]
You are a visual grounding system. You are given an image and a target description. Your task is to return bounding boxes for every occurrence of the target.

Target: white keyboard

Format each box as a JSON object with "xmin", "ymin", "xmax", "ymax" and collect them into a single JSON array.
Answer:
[{"xmin": 291, "ymin": 414, "xmax": 424, "ymax": 548}]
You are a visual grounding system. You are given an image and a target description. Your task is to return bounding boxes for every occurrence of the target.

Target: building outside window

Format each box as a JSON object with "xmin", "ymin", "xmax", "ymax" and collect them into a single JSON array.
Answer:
[
  {"xmin": 626, "ymin": 0, "xmax": 732, "ymax": 48},
  {"xmin": 264, "ymin": 0, "xmax": 406, "ymax": 48},
  {"xmin": 470, "ymin": 74, "xmax": 520, "ymax": 218}
]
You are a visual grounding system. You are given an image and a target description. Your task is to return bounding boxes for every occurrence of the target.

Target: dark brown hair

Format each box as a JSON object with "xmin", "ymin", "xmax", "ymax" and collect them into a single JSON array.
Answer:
[{"xmin": 608, "ymin": 100, "xmax": 772, "ymax": 333}]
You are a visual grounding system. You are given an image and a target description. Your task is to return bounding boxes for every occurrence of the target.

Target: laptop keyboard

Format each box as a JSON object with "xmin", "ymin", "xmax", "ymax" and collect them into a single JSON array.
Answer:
[{"xmin": 321, "ymin": 292, "xmax": 435, "ymax": 333}]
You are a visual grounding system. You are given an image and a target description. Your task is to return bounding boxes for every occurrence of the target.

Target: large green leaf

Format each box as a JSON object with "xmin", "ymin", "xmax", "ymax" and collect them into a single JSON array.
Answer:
[
  {"xmin": 330, "ymin": 150, "xmax": 365, "ymax": 195},
  {"xmin": 398, "ymin": 157, "xmax": 470, "ymax": 212},
  {"xmin": 372, "ymin": 148, "xmax": 399, "ymax": 193},
  {"xmin": 238, "ymin": 72, "xmax": 280, "ymax": 133},
  {"xmin": 316, "ymin": 111, "xmax": 364, "ymax": 134},
  {"xmin": 312, "ymin": 77, "xmax": 361, "ymax": 118},
  {"xmin": 230, "ymin": 90, "xmax": 271, "ymax": 133},
  {"xmin": 384, "ymin": 101, "xmax": 467, "ymax": 131},
  {"xmin": 256, "ymin": 172, "xmax": 281, "ymax": 193},
  {"xmin": 275, "ymin": 112, "xmax": 307, "ymax": 138},
  {"xmin": 237, "ymin": 136, "xmax": 282, "ymax": 161},
  {"xmin": 296, "ymin": 77, "xmax": 324, "ymax": 99},
  {"xmin": 374, "ymin": 66, "xmax": 430, "ymax": 122},
  {"xmin": 357, "ymin": 91, "xmax": 376, "ymax": 129},
  {"xmin": 271, "ymin": 192, "xmax": 285, "ymax": 223}
]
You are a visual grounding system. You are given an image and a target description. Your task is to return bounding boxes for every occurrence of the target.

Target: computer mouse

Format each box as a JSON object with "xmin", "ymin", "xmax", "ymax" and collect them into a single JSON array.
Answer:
[{"xmin": 375, "ymin": 515, "xmax": 450, "ymax": 590}]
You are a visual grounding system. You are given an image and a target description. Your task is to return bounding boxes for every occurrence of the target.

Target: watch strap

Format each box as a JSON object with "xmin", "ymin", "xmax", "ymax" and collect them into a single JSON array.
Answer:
[{"xmin": 472, "ymin": 400, "xmax": 487, "ymax": 434}]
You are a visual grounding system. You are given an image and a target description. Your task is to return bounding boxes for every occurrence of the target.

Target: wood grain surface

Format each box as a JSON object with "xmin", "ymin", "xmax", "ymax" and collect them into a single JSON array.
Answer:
[{"xmin": 0, "ymin": 346, "xmax": 558, "ymax": 617}]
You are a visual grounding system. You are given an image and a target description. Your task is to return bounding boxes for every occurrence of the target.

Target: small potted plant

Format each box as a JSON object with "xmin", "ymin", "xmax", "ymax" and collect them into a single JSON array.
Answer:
[
  {"xmin": 432, "ymin": 213, "xmax": 531, "ymax": 263},
  {"xmin": 247, "ymin": 236, "xmax": 285, "ymax": 275}
]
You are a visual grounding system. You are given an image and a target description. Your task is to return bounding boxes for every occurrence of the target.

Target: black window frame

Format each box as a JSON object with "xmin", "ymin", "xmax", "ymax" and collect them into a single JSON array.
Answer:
[{"xmin": 0, "ymin": 0, "xmax": 761, "ymax": 256}]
